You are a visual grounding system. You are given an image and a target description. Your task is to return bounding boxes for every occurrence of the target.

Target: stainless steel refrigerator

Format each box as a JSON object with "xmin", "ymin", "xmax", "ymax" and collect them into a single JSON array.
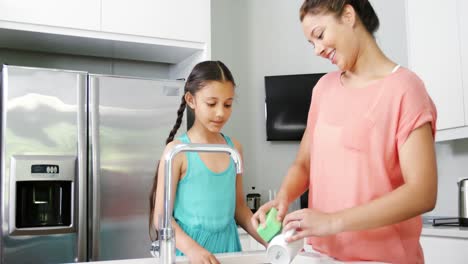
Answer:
[{"xmin": 0, "ymin": 65, "xmax": 185, "ymax": 263}]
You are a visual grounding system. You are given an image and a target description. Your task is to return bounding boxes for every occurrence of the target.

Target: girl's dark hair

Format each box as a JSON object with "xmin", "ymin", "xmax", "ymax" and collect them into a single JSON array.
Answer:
[
  {"xmin": 148, "ymin": 60, "xmax": 235, "ymax": 240},
  {"xmin": 299, "ymin": 0, "xmax": 380, "ymax": 35}
]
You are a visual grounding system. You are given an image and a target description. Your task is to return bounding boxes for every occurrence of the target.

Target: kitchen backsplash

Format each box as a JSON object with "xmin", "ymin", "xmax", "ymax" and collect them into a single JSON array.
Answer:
[{"xmin": 428, "ymin": 138, "xmax": 468, "ymax": 217}]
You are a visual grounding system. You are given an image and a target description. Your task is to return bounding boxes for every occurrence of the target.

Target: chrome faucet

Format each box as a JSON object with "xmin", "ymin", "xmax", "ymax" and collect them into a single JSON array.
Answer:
[{"xmin": 155, "ymin": 143, "xmax": 243, "ymax": 264}]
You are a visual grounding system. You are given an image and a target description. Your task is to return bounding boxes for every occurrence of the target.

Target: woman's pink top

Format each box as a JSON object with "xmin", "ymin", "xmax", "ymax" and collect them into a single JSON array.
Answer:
[{"xmin": 306, "ymin": 67, "xmax": 437, "ymax": 263}]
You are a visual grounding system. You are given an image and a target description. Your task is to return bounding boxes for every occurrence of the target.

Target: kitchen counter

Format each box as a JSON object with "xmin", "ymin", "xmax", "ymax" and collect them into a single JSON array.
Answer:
[
  {"xmin": 78, "ymin": 250, "xmax": 388, "ymax": 264},
  {"xmin": 72, "ymin": 251, "xmax": 266, "ymax": 264},
  {"xmin": 422, "ymin": 223, "xmax": 468, "ymax": 239}
]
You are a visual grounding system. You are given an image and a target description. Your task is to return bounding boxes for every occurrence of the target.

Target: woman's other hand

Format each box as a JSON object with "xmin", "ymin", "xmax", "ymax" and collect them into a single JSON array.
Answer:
[
  {"xmin": 251, "ymin": 197, "xmax": 289, "ymax": 229},
  {"xmin": 282, "ymin": 208, "xmax": 343, "ymax": 243},
  {"xmin": 186, "ymin": 246, "xmax": 220, "ymax": 264}
]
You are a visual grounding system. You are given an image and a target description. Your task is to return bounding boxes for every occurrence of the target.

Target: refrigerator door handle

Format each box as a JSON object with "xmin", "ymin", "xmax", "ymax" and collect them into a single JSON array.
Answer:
[
  {"xmin": 77, "ymin": 74, "xmax": 88, "ymax": 262},
  {"xmin": 89, "ymin": 76, "xmax": 101, "ymax": 261}
]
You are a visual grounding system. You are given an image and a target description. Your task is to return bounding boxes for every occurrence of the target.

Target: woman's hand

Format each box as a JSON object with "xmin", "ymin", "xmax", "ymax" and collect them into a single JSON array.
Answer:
[
  {"xmin": 185, "ymin": 246, "xmax": 220, "ymax": 264},
  {"xmin": 251, "ymin": 197, "xmax": 289, "ymax": 229},
  {"xmin": 282, "ymin": 208, "xmax": 343, "ymax": 243}
]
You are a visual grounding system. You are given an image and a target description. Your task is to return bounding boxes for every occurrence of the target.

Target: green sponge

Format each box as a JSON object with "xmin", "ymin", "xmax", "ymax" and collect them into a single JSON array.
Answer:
[{"xmin": 256, "ymin": 208, "xmax": 282, "ymax": 242}]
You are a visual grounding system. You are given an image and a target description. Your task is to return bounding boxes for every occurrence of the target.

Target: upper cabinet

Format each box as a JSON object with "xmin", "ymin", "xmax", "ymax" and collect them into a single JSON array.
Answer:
[
  {"xmin": 406, "ymin": 0, "xmax": 468, "ymax": 141},
  {"xmin": 102, "ymin": 0, "xmax": 210, "ymax": 44},
  {"xmin": 0, "ymin": 0, "xmax": 100, "ymax": 31},
  {"xmin": 0, "ymin": 0, "xmax": 210, "ymax": 70},
  {"xmin": 459, "ymin": 0, "xmax": 468, "ymax": 126}
]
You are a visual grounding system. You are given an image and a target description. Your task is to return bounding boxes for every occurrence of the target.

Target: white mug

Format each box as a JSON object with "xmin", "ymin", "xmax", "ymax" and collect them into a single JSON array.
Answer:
[{"xmin": 266, "ymin": 229, "xmax": 303, "ymax": 264}]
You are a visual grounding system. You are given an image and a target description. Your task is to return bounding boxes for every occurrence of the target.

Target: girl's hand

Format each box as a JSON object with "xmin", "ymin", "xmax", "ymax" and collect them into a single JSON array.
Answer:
[
  {"xmin": 251, "ymin": 197, "xmax": 289, "ymax": 229},
  {"xmin": 186, "ymin": 246, "xmax": 220, "ymax": 264},
  {"xmin": 282, "ymin": 208, "xmax": 343, "ymax": 243}
]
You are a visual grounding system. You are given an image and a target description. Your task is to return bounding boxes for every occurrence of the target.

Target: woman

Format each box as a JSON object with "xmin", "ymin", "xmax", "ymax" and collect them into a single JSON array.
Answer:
[{"xmin": 252, "ymin": 1, "xmax": 437, "ymax": 263}]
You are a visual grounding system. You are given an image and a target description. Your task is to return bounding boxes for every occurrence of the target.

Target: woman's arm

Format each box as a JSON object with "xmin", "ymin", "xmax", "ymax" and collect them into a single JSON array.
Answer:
[
  {"xmin": 283, "ymin": 123, "xmax": 437, "ymax": 240},
  {"xmin": 276, "ymin": 125, "xmax": 312, "ymax": 210},
  {"xmin": 251, "ymin": 126, "xmax": 312, "ymax": 228},
  {"xmin": 337, "ymin": 122, "xmax": 437, "ymax": 231},
  {"xmin": 153, "ymin": 142, "xmax": 218, "ymax": 262}
]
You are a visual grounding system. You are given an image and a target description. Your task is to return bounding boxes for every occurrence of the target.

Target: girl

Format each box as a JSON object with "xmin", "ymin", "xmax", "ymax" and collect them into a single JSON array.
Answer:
[
  {"xmin": 253, "ymin": 1, "xmax": 437, "ymax": 263},
  {"xmin": 149, "ymin": 61, "xmax": 266, "ymax": 264}
]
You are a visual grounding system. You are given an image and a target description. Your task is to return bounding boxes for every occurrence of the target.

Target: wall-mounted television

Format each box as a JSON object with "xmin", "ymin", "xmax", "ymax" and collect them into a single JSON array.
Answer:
[{"xmin": 265, "ymin": 73, "xmax": 326, "ymax": 141}]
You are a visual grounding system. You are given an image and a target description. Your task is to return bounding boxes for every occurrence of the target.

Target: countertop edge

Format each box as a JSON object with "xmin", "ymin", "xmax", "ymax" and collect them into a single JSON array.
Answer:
[{"xmin": 421, "ymin": 224, "xmax": 468, "ymax": 239}]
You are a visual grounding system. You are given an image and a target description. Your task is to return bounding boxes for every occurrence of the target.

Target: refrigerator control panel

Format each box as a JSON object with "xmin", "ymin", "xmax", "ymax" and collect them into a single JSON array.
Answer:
[
  {"xmin": 31, "ymin": 164, "xmax": 60, "ymax": 175},
  {"xmin": 11, "ymin": 155, "xmax": 75, "ymax": 181}
]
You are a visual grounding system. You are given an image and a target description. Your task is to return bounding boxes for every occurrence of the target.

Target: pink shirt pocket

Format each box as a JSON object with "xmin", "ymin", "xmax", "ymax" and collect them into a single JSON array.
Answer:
[{"xmin": 342, "ymin": 117, "xmax": 375, "ymax": 152}]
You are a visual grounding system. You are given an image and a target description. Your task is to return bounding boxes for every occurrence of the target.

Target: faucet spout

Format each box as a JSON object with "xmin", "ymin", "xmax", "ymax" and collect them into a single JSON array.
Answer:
[{"xmin": 158, "ymin": 143, "xmax": 243, "ymax": 264}]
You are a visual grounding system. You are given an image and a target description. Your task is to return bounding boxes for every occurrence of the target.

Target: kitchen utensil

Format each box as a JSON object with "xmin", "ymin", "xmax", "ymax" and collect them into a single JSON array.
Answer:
[
  {"xmin": 266, "ymin": 229, "xmax": 303, "ymax": 264},
  {"xmin": 458, "ymin": 177, "xmax": 468, "ymax": 226},
  {"xmin": 246, "ymin": 186, "xmax": 261, "ymax": 213}
]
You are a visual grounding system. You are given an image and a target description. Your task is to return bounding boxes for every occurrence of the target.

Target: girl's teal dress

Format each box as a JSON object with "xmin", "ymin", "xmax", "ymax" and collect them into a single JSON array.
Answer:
[{"xmin": 173, "ymin": 133, "xmax": 241, "ymax": 256}]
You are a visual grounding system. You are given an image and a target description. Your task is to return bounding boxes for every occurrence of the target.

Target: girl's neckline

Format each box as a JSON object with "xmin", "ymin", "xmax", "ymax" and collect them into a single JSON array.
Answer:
[
  {"xmin": 185, "ymin": 131, "xmax": 227, "ymax": 145},
  {"xmin": 184, "ymin": 133, "xmax": 233, "ymax": 176},
  {"xmin": 339, "ymin": 64, "xmax": 401, "ymax": 92}
]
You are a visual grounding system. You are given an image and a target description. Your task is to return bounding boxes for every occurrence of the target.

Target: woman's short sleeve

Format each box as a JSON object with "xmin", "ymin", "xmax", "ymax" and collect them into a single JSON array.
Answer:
[{"xmin": 396, "ymin": 76, "xmax": 437, "ymax": 151}]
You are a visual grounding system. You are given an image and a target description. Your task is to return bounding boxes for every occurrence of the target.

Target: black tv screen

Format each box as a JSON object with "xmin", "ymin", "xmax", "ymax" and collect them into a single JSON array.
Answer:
[{"xmin": 265, "ymin": 73, "xmax": 326, "ymax": 141}]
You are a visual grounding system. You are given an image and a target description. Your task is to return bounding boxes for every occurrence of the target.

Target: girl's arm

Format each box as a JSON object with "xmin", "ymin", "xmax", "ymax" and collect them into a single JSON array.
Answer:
[
  {"xmin": 153, "ymin": 142, "xmax": 218, "ymax": 262},
  {"xmin": 234, "ymin": 176, "xmax": 268, "ymax": 248},
  {"xmin": 283, "ymin": 123, "xmax": 437, "ymax": 240},
  {"xmin": 231, "ymin": 139, "xmax": 267, "ymax": 247}
]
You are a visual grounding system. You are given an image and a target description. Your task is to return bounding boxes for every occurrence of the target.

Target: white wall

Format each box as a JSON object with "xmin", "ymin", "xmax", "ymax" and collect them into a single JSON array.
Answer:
[
  {"xmin": 212, "ymin": 0, "xmax": 408, "ymax": 209},
  {"xmin": 432, "ymin": 139, "xmax": 468, "ymax": 217}
]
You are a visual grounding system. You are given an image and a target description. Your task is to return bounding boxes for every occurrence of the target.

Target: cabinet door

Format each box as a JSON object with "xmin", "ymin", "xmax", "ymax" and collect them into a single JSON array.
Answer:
[
  {"xmin": 102, "ymin": 0, "xmax": 210, "ymax": 43},
  {"xmin": 239, "ymin": 233, "xmax": 251, "ymax": 252},
  {"xmin": 459, "ymin": 0, "xmax": 468, "ymax": 125},
  {"xmin": 406, "ymin": 0, "xmax": 464, "ymax": 130},
  {"xmin": 420, "ymin": 236, "xmax": 468, "ymax": 264},
  {"xmin": 0, "ymin": 0, "xmax": 100, "ymax": 31},
  {"xmin": 249, "ymin": 236, "xmax": 265, "ymax": 251}
]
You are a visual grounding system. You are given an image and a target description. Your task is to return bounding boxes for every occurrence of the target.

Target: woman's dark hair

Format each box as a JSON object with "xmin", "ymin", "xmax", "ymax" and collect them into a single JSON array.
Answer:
[
  {"xmin": 148, "ymin": 60, "xmax": 235, "ymax": 240},
  {"xmin": 299, "ymin": 0, "xmax": 380, "ymax": 35}
]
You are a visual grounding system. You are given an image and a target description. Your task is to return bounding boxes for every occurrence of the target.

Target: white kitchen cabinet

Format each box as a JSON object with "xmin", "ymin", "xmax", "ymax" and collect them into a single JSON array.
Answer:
[
  {"xmin": 238, "ymin": 228, "xmax": 265, "ymax": 252},
  {"xmin": 406, "ymin": 0, "xmax": 468, "ymax": 141},
  {"xmin": 460, "ymin": 1, "xmax": 468, "ymax": 127},
  {"xmin": 420, "ymin": 235, "xmax": 468, "ymax": 264},
  {"xmin": 406, "ymin": 0, "xmax": 465, "ymax": 135},
  {"xmin": 0, "ymin": 0, "xmax": 210, "ymax": 68},
  {"xmin": 239, "ymin": 232, "xmax": 251, "ymax": 251},
  {"xmin": 101, "ymin": 0, "xmax": 210, "ymax": 44},
  {"xmin": 0, "ymin": 0, "xmax": 100, "ymax": 31},
  {"xmin": 249, "ymin": 238, "xmax": 265, "ymax": 251}
]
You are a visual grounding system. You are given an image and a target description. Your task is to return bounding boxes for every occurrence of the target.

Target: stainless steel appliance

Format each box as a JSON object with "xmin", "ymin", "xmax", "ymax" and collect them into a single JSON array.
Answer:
[
  {"xmin": 0, "ymin": 65, "xmax": 184, "ymax": 263},
  {"xmin": 458, "ymin": 177, "xmax": 468, "ymax": 226},
  {"xmin": 246, "ymin": 187, "xmax": 261, "ymax": 214},
  {"xmin": 427, "ymin": 177, "xmax": 468, "ymax": 227}
]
